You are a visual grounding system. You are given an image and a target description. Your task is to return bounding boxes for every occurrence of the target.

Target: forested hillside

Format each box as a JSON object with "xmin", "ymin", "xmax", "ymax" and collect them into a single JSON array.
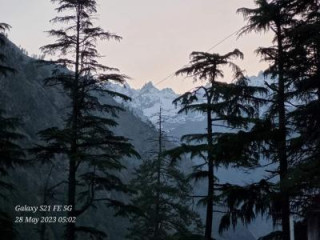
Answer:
[{"xmin": 1, "ymin": 1, "xmax": 320, "ymax": 240}]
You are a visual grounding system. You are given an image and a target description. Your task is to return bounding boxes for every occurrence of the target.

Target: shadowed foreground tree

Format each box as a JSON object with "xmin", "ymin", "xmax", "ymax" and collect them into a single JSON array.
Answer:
[
  {"xmin": 33, "ymin": 1, "xmax": 139, "ymax": 240},
  {"xmin": 127, "ymin": 108, "xmax": 202, "ymax": 240},
  {"xmin": 0, "ymin": 23, "xmax": 25, "ymax": 240},
  {"xmin": 236, "ymin": 1, "xmax": 295, "ymax": 239},
  {"xmin": 166, "ymin": 49, "xmax": 267, "ymax": 240},
  {"xmin": 219, "ymin": 1, "xmax": 320, "ymax": 239},
  {"xmin": 181, "ymin": 2, "xmax": 320, "ymax": 239},
  {"xmin": 280, "ymin": 0, "xmax": 320, "ymax": 230}
]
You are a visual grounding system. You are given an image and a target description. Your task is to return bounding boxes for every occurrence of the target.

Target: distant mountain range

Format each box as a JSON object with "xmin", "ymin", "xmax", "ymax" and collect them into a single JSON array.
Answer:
[
  {"xmin": 106, "ymin": 72, "xmax": 270, "ymax": 132},
  {"xmin": 106, "ymin": 81, "xmax": 204, "ymax": 128}
]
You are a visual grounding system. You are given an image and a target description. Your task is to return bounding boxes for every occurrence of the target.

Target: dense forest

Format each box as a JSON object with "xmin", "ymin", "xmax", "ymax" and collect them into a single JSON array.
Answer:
[{"xmin": 0, "ymin": 0, "xmax": 319, "ymax": 240}]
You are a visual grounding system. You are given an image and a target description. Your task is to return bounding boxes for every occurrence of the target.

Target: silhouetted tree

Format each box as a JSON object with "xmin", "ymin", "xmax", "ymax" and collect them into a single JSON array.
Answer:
[
  {"xmin": 166, "ymin": 49, "xmax": 267, "ymax": 240},
  {"xmin": 33, "ymin": 1, "xmax": 139, "ymax": 240},
  {"xmin": 127, "ymin": 108, "xmax": 202, "ymax": 240},
  {"xmin": 237, "ymin": 1, "xmax": 295, "ymax": 238},
  {"xmin": 197, "ymin": 1, "xmax": 320, "ymax": 239},
  {"xmin": 283, "ymin": 0, "xmax": 320, "ymax": 219}
]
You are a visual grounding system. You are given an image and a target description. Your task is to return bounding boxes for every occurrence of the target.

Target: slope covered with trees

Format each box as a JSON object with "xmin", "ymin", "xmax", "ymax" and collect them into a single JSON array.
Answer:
[
  {"xmin": 0, "ymin": 35, "xmax": 156, "ymax": 240},
  {"xmin": 0, "ymin": 23, "xmax": 25, "ymax": 240},
  {"xmin": 1, "ymin": 0, "xmax": 320, "ymax": 239}
]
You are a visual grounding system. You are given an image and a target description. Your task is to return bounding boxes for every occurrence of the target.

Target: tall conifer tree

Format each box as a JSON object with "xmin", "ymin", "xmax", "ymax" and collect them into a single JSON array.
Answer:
[
  {"xmin": 237, "ymin": 1, "xmax": 295, "ymax": 238},
  {"xmin": 166, "ymin": 50, "xmax": 266, "ymax": 240},
  {"xmin": 127, "ymin": 108, "xmax": 202, "ymax": 240},
  {"xmin": 283, "ymin": 0, "xmax": 320, "ymax": 218},
  {"xmin": 34, "ymin": 1, "xmax": 138, "ymax": 239},
  {"xmin": 208, "ymin": 1, "xmax": 320, "ymax": 238}
]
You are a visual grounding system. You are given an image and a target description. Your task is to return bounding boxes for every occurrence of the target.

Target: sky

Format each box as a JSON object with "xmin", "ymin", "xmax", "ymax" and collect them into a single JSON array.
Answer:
[{"xmin": 1, "ymin": 0, "xmax": 273, "ymax": 93}]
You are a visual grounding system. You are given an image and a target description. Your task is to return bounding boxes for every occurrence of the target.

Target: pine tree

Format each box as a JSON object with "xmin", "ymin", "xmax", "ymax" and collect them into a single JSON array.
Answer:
[
  {"xmin": 0, "ymin": 23, "xmax": 14, "ymax": 76},
  {"xmin": 0, "ymin": 22, "xmax": 25, "ymax": 240},
  {"xmin": 210, "ymin": 1, "xmax": 320, "ymax": 238},
  {"xmin": 127, "ymin": 108, "xmax": 202, "ymax": 240},
  {"xmin": 166, "ymin": 50, "xmax": 267, "ymax": 240},
  {"xmin": 282, "ymin": 0, "xmax": 320, "ymax": 218},
  {"xmin": 33, "ymin": 1, "xmax": 139, "ymax": 239},
  {"xmin": 237, "ymin": 1, "xmax": 295, "ymax": 239}
]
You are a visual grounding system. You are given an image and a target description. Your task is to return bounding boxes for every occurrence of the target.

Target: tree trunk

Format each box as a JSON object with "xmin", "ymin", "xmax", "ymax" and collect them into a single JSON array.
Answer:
[
  {"xmin": 277, "ymin": 26, "xmax": 290, "ymax": 240},
  {"xmin": 66, "ymin": 4, "xmax": 81, "ymax": 240},
  {"xmin": 66, "ymin": 159, "xmax": 76, "ymax": 240},
  {"xmin": 205, "ymin": 94, "xmax": 214, "ymax": 240},
  {"xmin": 154, "ymin": 107, "xmax": 162, "ymax": 239}
]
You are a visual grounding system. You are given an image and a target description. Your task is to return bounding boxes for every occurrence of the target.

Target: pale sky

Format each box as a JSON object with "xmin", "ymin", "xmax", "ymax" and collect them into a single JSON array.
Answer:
[{"xmin": 1, "ymin": 0, "xmax": 272, "ymax": 93}]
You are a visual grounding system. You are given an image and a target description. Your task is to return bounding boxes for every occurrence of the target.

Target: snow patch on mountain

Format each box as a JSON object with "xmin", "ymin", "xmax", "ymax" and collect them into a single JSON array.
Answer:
[
  {"xmin": 105, "ymin": 81, "xmax": 205, "ymax": 128},
  {"xmin": 105, "ymin": 72, "xmax": 270, "ymax": 128}
]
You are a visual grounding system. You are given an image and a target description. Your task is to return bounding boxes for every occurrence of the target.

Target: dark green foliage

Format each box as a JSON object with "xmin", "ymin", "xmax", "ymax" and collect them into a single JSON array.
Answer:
[
  {"xmin": 258, "ymin": 231, "xmax": 283, "ymax": 240},
  {"xmin": 75, "ymin": 226, "xmax": 107, "ymax": 240},
  {"xmin": 235, "ymin": 1, "xmax": 296, "ymax": 239},
  {"xmin": 33, "ymin": 1, "xmax": 139, "ymax": 239},
  {"xmin": 294, "ymin": 220, "xmax": 307, "ymax": 240},
  {"xmin": 217, "ymin": 180, "xmax": 276, "ymax": 233},
  {"xmin": 167, "ymin": 49, "xmax": 267, "ymax": 239},
  {"xmin": 167, "ymin": 233, "xmax": 207, "ymax": 240},
  {"xmin": 0, "ymin": 23, "xmax": 25, "ymax": 240},
  {"xmin": 0, "ymin": 110, "xmax": 25, "ymax": 179},
  {"xmin": 127, "ymin": 158, "xmax": 202, "ymax": 240},
  {"xmin": 127, "ymin": 110, "xmax": 202, "ymax": 240},
  {"xmin": 0, "ymin": 110, "xmax": 25, "ymax": 209},
  {"xmin": 0, "ymin": 211, "xmax": 16, "ymax": 240},
  {"xmin": 223, "ymin": 1, "xmax": 320, "ymax": 239},
  {"xmin": 0, "ymin": 23, "xmax": 15, "ymax": 76},
  {"xmin": 285, "ymin": 0, "xmax": 320, "ymax": 218}
]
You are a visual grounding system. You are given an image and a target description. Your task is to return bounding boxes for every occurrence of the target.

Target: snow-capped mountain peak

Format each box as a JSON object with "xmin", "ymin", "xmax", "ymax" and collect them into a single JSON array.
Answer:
[
  {"xmin": 104, "ymin": 81, "xmax": 204, "ymax": 129},
  {"xmin": 105, "ymin": 73, "xmax": 268, "ymax": 131},
  {"xmin": 140, "ymin": 81, "xmax": 157, "ymax": 92}
]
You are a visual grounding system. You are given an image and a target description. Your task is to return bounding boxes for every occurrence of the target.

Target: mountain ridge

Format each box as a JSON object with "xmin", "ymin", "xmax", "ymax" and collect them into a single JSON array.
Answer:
[{"xmin": 106, "ymin": 72, "xmax": 270, "ymax": 131}]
